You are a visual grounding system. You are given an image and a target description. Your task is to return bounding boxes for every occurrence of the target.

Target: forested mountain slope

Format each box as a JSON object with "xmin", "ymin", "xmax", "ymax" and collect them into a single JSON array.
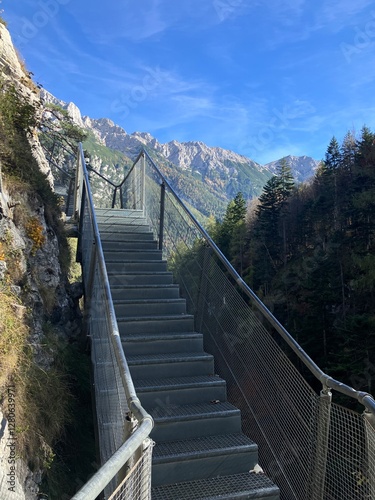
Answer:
[{"xmin": 213, "ymin": 130, "xmax": 375, "ymax": 399}]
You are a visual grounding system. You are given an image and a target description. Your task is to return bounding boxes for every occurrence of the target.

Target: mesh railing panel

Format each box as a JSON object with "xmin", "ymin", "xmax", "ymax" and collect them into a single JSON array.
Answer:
[
  {"xmin": 108, "ymin": 443, "xmax": 153, "ymax": 500},
  {"xmin": 322, "ymin": 404, "xmax": 372, "ymax": 499},
  {"xmin": 79, "ymin": 170, "xmax": 152, "ymax": 498},
  {"xmin": 365, "ymin": 416, "xmax": 375, "ymax": 499},
  {"xmin": 120, "ymin": 152, "xmax": 375, "ymax": 500}
]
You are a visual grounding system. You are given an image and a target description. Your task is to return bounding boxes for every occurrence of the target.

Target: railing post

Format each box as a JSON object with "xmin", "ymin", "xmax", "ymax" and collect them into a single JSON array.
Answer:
[
  {"xmin": 196, "ymin": 244, "xmax": 212, "ymax": 328},
  {"xmin": 364, "ymin": 410, "xmax": 375, "ymax": 499},
  {"xmin": 73, "ymin": 149, "xmax": 83, "ymax": 219},
  {"xmin": 308, "ymin": 386, "xmax": 332, "ymax": 499},
  {"xmin": 120, "ymin": 186, "xmax": 124, "ymax": 209},
  {"xmin": 65, "ymin": 175, "xmax": 74, "ymax": 217},
  {"xmin": 82, "ymin": 243, "xmax": 97, "ymax": 337},
  {"xmin": 140, "ymin": 153, "xmax": 146, "ymax": 213},
  {"xmin": 76, "ymin": 187, "xmax": 86, "ymax": 264},
  {"xmin": 112, "ymin": 187, "xmax": 118, "ymax": 209},
  {"xmin": 159, "ymin": 182, "xmax": 165, "ymax": 252}
]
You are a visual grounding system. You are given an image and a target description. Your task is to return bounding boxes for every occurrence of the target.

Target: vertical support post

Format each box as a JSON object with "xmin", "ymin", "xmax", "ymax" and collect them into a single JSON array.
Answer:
[
  {"xmin": 82, "ymin": 242, "xmax": 97, "ymax": 337},
  {"xmin": 138, "ymin": 439, "xmax": 153, "ymax": 500},
  {"xmin": 159, "ymin": 182, "xmax": 165, "ymax": 252},
  {"xmin": 66, "ymin": 176, "xmax": 74, "ymax": 217},
  {"xmin": 76, "ymin": 187, "xmax": 86, "ymax": 264},
  {"xmin": 196, "ymin": 244, "xmax": 212, "ymax": 330},
  {"xmin": 120, "ymin": 186, "xmax": 124, "ymax": 209},
  {"xmin": 112, "ymin": 187, "xmax": 117, "ymax": 209},
  {"xmin": 364, "ymin": 411, "xmax": 375, "ymax": 500},
  {"xmin": 308, "ymin": 386, "xmax": 332, "ymax": 499},
  {"xmin": 131, "ymin": 167, "xmax": 136, "ymax": 210},
  {"xmin": 140, "ymin": 153, "xmax": 146, "ymax": 213}
]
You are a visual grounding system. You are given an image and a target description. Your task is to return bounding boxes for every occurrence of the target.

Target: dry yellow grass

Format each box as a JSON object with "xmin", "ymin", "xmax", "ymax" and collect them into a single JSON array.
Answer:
[{"xmin": 0, "ymin": 285, "xmax": 28, "ymax": 390}]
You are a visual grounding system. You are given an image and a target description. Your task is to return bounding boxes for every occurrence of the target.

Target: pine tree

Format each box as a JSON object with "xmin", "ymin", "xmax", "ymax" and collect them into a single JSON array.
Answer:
[{"xmin": 215, "ymin": 192, "xmax": 247, "ymax": 267}]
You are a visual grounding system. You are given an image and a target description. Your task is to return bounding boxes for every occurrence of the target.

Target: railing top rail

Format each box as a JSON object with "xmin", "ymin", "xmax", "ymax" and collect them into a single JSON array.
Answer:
[{"xmin": 140, "ymin": 149, "xmax": 375, "ymax": 415}]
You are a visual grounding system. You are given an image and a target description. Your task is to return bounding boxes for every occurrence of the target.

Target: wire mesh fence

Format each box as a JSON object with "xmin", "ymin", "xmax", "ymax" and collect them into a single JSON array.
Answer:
[
  {"xmin": 108, "ymin": 442, "xmax": 153, "ymax": 500},
  {"xmin": 119, "ymin": 151, "xmax": 375, "ymax": 500}
]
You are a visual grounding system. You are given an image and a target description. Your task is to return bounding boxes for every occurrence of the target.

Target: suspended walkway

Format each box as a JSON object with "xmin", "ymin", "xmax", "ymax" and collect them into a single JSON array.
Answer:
[{"xmin": 68, "ymin": 145, "xmax": 375, "ymax": 500}]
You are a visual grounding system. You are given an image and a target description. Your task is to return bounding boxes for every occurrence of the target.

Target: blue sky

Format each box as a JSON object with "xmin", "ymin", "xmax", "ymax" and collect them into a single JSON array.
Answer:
[{"xmin": 3, "ymin": 0, "xmax": 375, "ymax": 164}]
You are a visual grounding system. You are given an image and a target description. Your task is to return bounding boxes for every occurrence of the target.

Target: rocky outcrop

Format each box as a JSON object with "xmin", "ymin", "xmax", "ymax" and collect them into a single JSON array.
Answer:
[
  {"xmin": 0, "ymin": 410, "xmax": 39, "ymax": 500},
  {"xmin": 0, "ymin": 25, "xmax": 82, "ymax": 499},
  {"xmin": 0, "ymin": 24, "xmax": 53, "ymax": 187},
  {"xmin": 265, "ymin": 155, "xmax": 320, "ymax": 183}
]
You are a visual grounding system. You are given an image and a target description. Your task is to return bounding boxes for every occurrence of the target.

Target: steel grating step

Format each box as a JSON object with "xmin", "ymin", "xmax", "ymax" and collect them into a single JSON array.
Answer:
[
  {"xmin": 99, "ymin": 231, "xmax": 154, "ymax": 241},
  {"xmin": 153, "ymin": 433, "xmax": 257, "ymax": 462},
  {"xmin": 135, "ymin": 374, "xmax": 226, "ymax": 408},
  {"xmin": 101, "ymin": 239, "xmax": 158, "ymax": 250},
  {"xmin": 122, "ymin": 331, "xmax": 203, "ymax": 355},
  {"xmin": 97, "ymin": 216, "xmax": 148, "ymax": 223},
  {"xmin": 127, "ymin": 352, "xmax": 214, "ymax": 379},
  {"xmin": 114, "ymin": 298, "xmax": 186, "ymax": 316},
  {"xmin": 152, "ymin": 433, "xmax": 258, "ymax": 486},
  {"xmin": 111, "ymin": 284, "xmax": 180, "ymax": 300},
  {"xmin": 102, "ymin": 249, "xmax": 163, "ymax": 261},
  {"xmin": 108, "ymin": 272, "xmax": 174, "ymax": 286},
  {"xmin": 117, "ymin": 314, "xmax": 195, "ymax": 334},
  {"xmin": 98, "ymin": 224, "xmax": 151, "ymax": 233},
  {"xmin": 135, "ymin": 374, "xmax": 225, "ymax": 392},
  {"xmin": 105, "ymin": 259, "xmax": 168, "ymax": 273},
  {"xmin": 104, "ymin": 249, "xmax": 162, "ymax": 261},
  {"xmin": 95, "ymin": 209, "xmax": 145, "ymax": 217},
  {"xmin": 151, "ymin": 472, "xmax": 280, "ymax": 499},
  {"xmin": 151, "ymin": 401, "xmax": 241, "ymax": 442}
]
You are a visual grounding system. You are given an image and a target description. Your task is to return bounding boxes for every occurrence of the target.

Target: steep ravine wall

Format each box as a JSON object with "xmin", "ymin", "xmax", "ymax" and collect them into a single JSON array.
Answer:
[{"xmin": 0, "ymin": 23, "xmax": 82, "ymax": 499}]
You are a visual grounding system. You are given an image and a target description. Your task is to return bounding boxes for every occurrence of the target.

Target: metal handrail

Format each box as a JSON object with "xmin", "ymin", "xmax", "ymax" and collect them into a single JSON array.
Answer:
[
  {"xmin": 140, "ymin": 149, "xmax": 375, "ymax": 415},
  {"xmin": 73, "ymin": 144, "xmax": 153, "ymax": 499}
]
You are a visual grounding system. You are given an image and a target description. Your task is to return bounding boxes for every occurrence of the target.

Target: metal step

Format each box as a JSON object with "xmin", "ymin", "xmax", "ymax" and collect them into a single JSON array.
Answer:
[
  {"xmin": 98, "ymin": 223, "xmax": 151, "ymax": 233},
  {"xmin": 122, "ymin": 332, "xmax": 203, "ymax": 356},
  {"xmin": 135, "ymin": 374, "xmax": 226, "ymax": 409},
  {"xmin": 99, "ymin": 231, "xmax": 154, "ymax": 241},
  {"xmin": 105, "ymin": 259, "xmax": 168, "ymax": 273},
  {"xmin": 111, "ymin": 284, "xmax": 180, "ymax": 300},
  {"xmin": 152, "ymin": 433, "xmax": 258, "ymax": 486},
  {"xmin": 114, "ymin": 298, "xmax": 186, "ymax": 317},
  {"xmin": 151, "ymin": 401, "xmax": 242, "ymax": 442},
  {"xmin": 118, "ymin": 314, "xmax": 195, "ymax": 334},
  {"xmin": 101, "ymin": 239, "xmax": 158, "ymax": 251},
  {"xmin": 151, "ymin": 473, "xmax": 280, "ymax": 499},
  {"xmin": 108, "ymin": 272, "xmax": 174, "ymax": 286},
  {"xmin": 127, "ymin": 352, "xmax": 214, "ymax": 379},
  {"xmin": 95, "ymin": 209, "xmax": 145, "ymax": 218},
  {"xmin": 102, "ymin": 249, "xmax": 162, "ymax": 261}
]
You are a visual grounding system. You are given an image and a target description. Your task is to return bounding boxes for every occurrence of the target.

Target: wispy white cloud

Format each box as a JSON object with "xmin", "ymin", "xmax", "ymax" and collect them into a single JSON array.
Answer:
[{"xmin": 320, "ymin": 0, "xmax": 374, "ymax": 29}]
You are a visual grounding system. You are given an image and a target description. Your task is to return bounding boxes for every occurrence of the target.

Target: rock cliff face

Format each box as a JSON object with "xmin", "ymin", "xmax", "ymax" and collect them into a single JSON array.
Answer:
[
  {"xmin": 0, "ymin": 26, "xmax": 53, "ymax": 187},
  {"xmin": 0, "ymin": 24, "xmax": 80, "ymax": 500}
]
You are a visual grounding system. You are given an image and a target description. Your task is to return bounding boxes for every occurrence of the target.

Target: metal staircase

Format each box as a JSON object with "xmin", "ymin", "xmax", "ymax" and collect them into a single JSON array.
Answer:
[{"xmin": 97, "ymin": 207, "xmax": 280, "ymax": 498}]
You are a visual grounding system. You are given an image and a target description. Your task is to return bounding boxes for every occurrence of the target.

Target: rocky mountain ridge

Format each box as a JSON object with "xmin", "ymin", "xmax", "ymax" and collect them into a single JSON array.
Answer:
[
  {"xmin": 40, "ymin": 90, "xmax": 319, "ymax": 218},
  {"xmin": 265, "ymin": 155, "xmax": 320, "ymax": 183}
]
